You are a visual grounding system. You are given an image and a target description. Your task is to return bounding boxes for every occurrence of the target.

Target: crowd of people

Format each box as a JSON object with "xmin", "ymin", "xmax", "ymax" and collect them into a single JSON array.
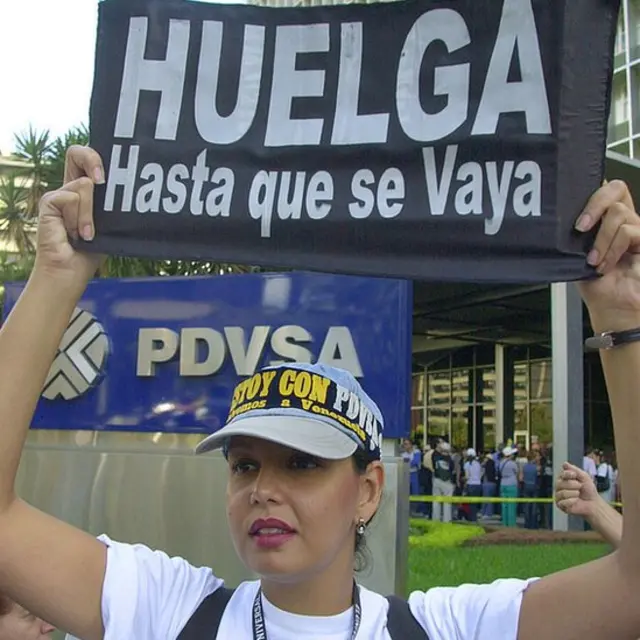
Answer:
[{"xmin": 402, "ymin": 438, "xmax": 620, "ymax": 529}]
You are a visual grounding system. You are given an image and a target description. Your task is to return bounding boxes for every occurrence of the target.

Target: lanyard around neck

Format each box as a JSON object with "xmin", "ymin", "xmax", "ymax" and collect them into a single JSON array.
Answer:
[{"xmin": 251, "ymin": 581, "xmax": 362, "ymax": 640}]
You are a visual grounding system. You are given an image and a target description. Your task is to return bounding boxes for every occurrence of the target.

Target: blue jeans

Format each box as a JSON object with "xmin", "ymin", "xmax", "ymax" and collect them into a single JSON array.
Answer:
[
  {"xmin": 523, "ymin": 484, "xmax": 538, "ymax": 529},
  {"xmin": 466, "ymin": 484, "xmax": 483, "ymax": 522},
  {"xmin": 410, "ymin": 472, "xmax": 420, "ymax": 514},
  {"xmin": 482, "ymin": 482, "xmax": 497, "ymax": 517}
]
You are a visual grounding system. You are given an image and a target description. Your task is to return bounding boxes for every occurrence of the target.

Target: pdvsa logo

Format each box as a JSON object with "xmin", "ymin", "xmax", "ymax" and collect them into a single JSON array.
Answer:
[
  {"xmin": 136, "ymin": 325, "xmax": 363, "ymax": 378},
  {"xmin": 42, "ymin": 307, "xmax": 110, "ymax": 401}
]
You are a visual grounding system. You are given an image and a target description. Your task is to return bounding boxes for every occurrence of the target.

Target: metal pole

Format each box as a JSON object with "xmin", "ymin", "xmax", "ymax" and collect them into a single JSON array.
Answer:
[
  {"xmin": 495, "ymin": 344, "xmax": 505, "ymax": 446},
  {"xmin": 550, "ymin": 282, "xmax": 584, "ymax": 531}
]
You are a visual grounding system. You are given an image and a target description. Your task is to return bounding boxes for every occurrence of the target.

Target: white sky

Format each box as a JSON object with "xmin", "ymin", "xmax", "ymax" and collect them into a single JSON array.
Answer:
[{"xmin": 0, "ymin": 0, "xmax": 245, "ymax": 155}]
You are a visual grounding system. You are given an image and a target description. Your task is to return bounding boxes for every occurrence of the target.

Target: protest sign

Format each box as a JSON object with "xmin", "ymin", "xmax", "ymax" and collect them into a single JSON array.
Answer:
[{"xmin": 87, "ymin": 0, "xmax": 620, "ymax": 282}]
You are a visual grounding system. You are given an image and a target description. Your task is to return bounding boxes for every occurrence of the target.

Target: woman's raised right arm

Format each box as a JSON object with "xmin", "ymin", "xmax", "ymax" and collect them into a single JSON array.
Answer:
[{"xmin": 0, "ymin": 147, "xmax": 108, "ymax": 640}]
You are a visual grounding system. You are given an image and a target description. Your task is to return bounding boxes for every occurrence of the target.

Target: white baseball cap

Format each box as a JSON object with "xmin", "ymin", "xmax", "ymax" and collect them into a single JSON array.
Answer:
[{"xmin": 195, "ymin": 362, "xmax": 384, "ymax": 460}]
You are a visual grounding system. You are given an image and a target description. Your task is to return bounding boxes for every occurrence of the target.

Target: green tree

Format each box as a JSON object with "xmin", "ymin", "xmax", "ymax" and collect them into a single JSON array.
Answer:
[
  {"xmin": 42, "ymin": 124, "xmax": 90, "ymax": 192},
  {"xmin": 0, "ymin": 173, "xmax": 34, "ymax": 255},
  {"xmin": 11, "ymin": 125, "xmax": 52, "ymax": 218}
]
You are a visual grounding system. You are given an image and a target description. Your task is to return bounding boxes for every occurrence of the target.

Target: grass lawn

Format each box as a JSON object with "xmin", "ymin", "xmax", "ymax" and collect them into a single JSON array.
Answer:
[{"xmin": 405, "ymin": 519, "xmax": 610, "ymax": 594}]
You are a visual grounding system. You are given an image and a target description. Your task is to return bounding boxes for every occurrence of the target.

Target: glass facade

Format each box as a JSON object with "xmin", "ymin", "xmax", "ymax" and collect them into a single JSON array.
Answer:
[
  {"xmin": 411, "ymin": 347, "xmax": 612, "ymax": 452},
  {"xmin": 608, "ymin": 0, "xmax": 640, "ymax": 157}
]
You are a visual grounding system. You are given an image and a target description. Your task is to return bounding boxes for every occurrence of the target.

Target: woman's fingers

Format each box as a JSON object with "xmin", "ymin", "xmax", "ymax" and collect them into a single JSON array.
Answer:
[
  {"xmin": 573, "ymin": 179, "xmax": 640, "ymax": 272},
  {"xmin": 556, "ymin": 489, "xmax": 580, "ymax": 501},
  {"xmin": 559, "ymin": 468, "xmax": 578, "ymax": 482},
  {"xmin": 599, "ymin": 223, "xmax": 640, "ymax": 275},
  {"xmin": 39, "ymin": 178, "xmax": 95, "ymax": 242},
  {"xmin": 74, "ymin": 178, "xmax": 95, "ymax": 241},
  {"xmin": 585, "ymin": 202, "xmax": 636, "ymax": 270},
  {"xmin": 64, "ymin": 146, "xmax": 105, "ymax": 186},
  {"xmin": 556, "ymin": 497, "xmax": 579, "ymax": 513},
  {"xmin": 39, "ymin": 190, "xmax": 81, "ymax": 244},
  {"xmin": 575, "ymin": 179, "xmax": 635, "ymax": 232},
  {"xmin": 560, "ymin": 463, "xmax": 593, "ymax": 485},
  {"xmin": 556, "ymin": 480, "xmax": 583, "ymax": 492}
]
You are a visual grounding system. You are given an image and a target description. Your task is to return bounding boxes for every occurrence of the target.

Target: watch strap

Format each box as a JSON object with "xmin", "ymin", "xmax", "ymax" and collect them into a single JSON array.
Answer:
[{"xmin": 585, "ymin": 327, "xmax": 640, "ymax": 350}]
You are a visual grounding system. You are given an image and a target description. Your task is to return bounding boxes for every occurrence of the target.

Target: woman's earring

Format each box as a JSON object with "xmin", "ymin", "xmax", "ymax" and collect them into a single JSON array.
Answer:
[{"xmin": 356, "ymin": 518, "xmax": 367, "ymax": 536}]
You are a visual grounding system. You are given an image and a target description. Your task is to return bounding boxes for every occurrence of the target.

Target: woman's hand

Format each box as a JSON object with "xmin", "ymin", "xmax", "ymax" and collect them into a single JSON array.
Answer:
[
  {"xmin": 32, "ymin": 146, "xmax": 106, "ymax": 290},
  {"xmin": 555, "ymin": 462, "xmax": 600, "ymax": 520},
  {"xmin": 575, "ymin": 180, "xmax": 640, "ymax": 330},
  {"xmin": 555, "ymin": 463, "xmax": 623, "ymax": 550}
]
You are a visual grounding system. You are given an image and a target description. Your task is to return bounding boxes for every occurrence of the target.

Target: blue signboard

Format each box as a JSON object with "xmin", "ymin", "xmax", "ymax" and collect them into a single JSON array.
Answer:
[{"xmin": 4, "ymin": 272, "xmax": 411, "ymax": 439}]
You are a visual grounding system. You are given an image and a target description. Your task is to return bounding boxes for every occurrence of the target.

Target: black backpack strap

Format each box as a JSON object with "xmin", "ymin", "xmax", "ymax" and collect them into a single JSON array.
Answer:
[
  {"xmin": 386, "ymin": 595, "xmax": 430, "ymax": 639},
  {"xmin": 177, "ymin": 587, "xmax": 235, "ymax": 639}
]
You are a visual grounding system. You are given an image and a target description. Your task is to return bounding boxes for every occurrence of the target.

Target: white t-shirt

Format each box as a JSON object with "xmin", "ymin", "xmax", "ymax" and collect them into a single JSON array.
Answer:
[
  {"xmin": 596, "ymin": 463, "xmax": 614, "ymax": 487},
  {"xmin": 464, "ymin": 460, "xmax": 482, "ymax": 485},
  {"xmin": 67, "ymin": 535, "xmax": 537, "ymax": 640},
  {"xmin": 583, "ymin": 456, "xmax": 597, "ymax": 480}
]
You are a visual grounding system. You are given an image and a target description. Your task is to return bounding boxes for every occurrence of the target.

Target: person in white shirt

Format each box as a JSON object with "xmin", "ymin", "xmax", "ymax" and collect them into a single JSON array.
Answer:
[
  {"xmin": 582, "ymin": 448, "xmax": 598, "ymax": 482},
  {"xmin": 463, "ymin": 449, "xmax": 483, "ymax": 522},
  {"xmin": 431, "ymin": 442, "xmax": 456, "ymax": 524},
  {"xmin": 595, "ymin": 452, "xmax": 616, "ymax": 504},
  {"xmin": 0, "ymin": 149, "xmax": 639, "ymax": 640}
]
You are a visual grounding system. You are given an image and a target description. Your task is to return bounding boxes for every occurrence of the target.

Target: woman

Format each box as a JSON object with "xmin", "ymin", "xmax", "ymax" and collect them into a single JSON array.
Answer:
[
  {"xmin": 515, "ymin": 446, "xmax": 528, "ymax": 520},
  {"xmin": 430, "ymin": 440, "xmax": 455, "ymax": 524},
  {"xmin": 463, "ymin": 449, "xmax": 482, "ymax": 522},
  {"xmin": 0, "ymin": 146, "xmax": 639, "ymax": 639},
  {"xmin": 499, "ymin": 446, "xmax": 519, "ymax": 527},
  {"xmin": 402, "ymin": 439, "xmax": 422, "ymax": 515},
  {"xmin": 555, "ymin": 463, "xmax": 622, "ymax": 549},
  {"xmin": 480, "ymin": 452, "xmax": 497, "ymax": 519},
  {"xmin": 521, "ymin": 452, "xmax": 540, "ymax": 530},
  {"xmin": 418, "ymin": 443, "xmax": 434, "ymax": 519},
  {"xmin": 0, "ymin": 595, "xmax": 55, "ymax": 639},
  {"xmin": 537, "ymin": 446, "xmax": 554, "ymax": 529},
  {"xmin": 595, "ymin": 450, "xmax": 616, "ymax": 504}
]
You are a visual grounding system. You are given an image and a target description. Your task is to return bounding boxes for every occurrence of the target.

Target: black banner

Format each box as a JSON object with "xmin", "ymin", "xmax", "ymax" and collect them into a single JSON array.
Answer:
[{"xmin": 87, "ymin": 0, "xmax": 620, "ymax": 283}]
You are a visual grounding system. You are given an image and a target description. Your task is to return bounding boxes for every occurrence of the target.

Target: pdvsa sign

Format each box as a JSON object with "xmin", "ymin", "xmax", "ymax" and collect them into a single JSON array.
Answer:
[
  {"xmin": 136, "ymin": 325, "xmax": 363, "ymax": 378},
  {"xmin": 6, "ymin": 272, "xmax": 411, "ymax": 439}
]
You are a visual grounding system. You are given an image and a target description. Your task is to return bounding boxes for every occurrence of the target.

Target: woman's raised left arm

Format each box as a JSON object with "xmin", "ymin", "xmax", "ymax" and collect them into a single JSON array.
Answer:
[{"xmin": 517, "ymin": 180, "xmax": 640, "ymax": 640}]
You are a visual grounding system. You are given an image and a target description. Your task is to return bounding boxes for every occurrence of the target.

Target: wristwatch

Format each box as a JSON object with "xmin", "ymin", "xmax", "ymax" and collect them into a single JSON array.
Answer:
[{"xmin": 585, "ymin": 327, "xmax": 640, "ymax": 350}]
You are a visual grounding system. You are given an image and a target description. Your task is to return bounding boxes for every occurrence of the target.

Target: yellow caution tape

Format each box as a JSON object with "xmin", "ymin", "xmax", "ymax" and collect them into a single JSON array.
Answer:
[{"xmin": 409, "ymin": 495, "xmax": 623, "ymax": 508}]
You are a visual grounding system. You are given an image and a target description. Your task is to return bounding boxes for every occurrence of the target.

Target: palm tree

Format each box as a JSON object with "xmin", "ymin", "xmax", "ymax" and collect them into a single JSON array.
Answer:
[
  {"xmin": 0, "ymin": 173, "xmax": 34, "ymax": 255},
  {"xmin": 43, "ymin": 124, "xmax": 89, "ymax": 191},
  {"xmin": 12, "ymin": 125, "xmax": 52, "ymax": 218}
]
